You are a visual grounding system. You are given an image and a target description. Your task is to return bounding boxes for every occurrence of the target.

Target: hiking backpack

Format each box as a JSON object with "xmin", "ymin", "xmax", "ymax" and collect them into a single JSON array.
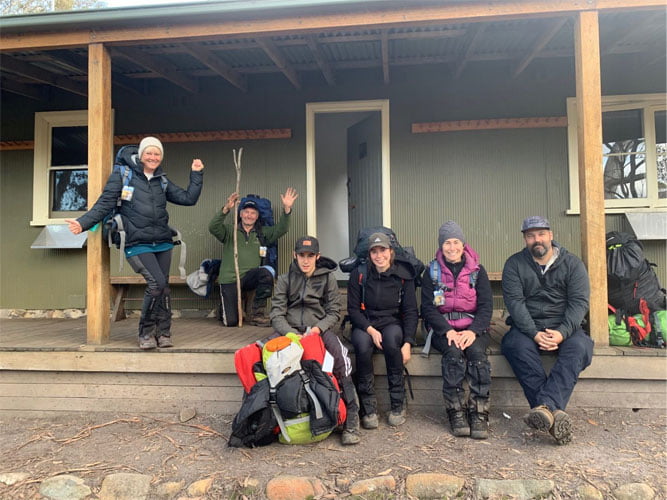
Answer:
[
  {"xmin": 239, "ymin": 194, "xmax": 278, "ymax": 275},
  {"xmin": 606, "ymin": 231, "xmax": 666, "ymax": 347},
  {"xmin": 229, "ymin": 333, "xmax": 346, "ymax": 447},
  {"xmin": 102, "ymin": 145, "xmax": 186, "ymax": 276}
]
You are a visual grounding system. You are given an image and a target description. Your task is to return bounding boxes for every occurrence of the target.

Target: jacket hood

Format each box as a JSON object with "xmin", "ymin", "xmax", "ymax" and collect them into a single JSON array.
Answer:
[
  {"xmin": 388, "ymin": 257, "xmax": 416, "ymax": 280},
  {"xmin": 435, "ymin": 243, "xmax": 480, "ymax": 269},
  {"xmin": 117, "ymin": 144, "xmax": 166, "ymax": 178},
  {"xmin": 521, "ymin": 241, "xmax": 567, "ymax": 267},
  {"xmin": 289, "ymin": 255, "xmax": 337, "ymax": 276}
]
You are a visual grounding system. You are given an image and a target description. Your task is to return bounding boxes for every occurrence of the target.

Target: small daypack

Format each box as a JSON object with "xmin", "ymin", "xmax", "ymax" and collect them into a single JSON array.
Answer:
[
  {"xmin": 186, "ymin": 258, "xmax": 221, "ymax": 298},
  {"xmin": 608, "ymin": 303, "xmax": 665, "ymax": 348},
  {"xmin": 103, "ymin": 145, "xmax": 186, "ymax": 276},
  {"xmin": 239, "ymin": 194, "xmax": 278, "ymax": 275}
]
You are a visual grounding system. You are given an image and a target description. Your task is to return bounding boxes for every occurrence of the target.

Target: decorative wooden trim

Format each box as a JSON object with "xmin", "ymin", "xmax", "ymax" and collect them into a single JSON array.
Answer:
[
  {"xmin": 411, "ymin": 116, "xmax": 567, "ymax": 133},
  {"xmin": 0, "ymin": 129, "xmax": 292, "ymax": 151}
]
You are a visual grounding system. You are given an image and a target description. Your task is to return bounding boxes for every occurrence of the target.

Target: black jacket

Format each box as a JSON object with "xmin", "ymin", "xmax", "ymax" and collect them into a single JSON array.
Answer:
[
  {"xmin": 77, "ymin": 148, "xmax": 203, "ymax": 247},
  {"xmin": 501, "ymin": 242, "xmax": 590, "ymax": 339},
  {"xmin": 347, "ymin": 260, "xmax": 419, "ymax": 345}
]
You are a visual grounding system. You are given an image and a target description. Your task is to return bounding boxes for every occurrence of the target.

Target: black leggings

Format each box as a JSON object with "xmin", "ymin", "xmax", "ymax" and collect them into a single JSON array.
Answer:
[{"xmin": 127, "ymin": 249, "xmax": 172, "ymax": 337}]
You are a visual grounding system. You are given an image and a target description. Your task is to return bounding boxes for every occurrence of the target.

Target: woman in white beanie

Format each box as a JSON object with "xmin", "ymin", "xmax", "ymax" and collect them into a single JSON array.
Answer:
[{"xmin": 67, "ymin": 137, "xmax": 204, "ymax": 349}]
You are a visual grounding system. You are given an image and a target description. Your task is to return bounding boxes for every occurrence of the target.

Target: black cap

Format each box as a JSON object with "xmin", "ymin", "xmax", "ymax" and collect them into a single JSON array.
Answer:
[
  {"xmin": 239, "ymin": 199, "xmax": 259, "ymax": 211},
  {"xmin": 295, "ymin": 236, "xmax": 319, "ymax": 254}
]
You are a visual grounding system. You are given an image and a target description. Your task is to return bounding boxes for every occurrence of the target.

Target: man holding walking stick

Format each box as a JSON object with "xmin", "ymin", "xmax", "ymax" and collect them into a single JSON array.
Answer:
[{"xmin": 209, "ymin": 188, "xmax": 297, "ymax": 327}]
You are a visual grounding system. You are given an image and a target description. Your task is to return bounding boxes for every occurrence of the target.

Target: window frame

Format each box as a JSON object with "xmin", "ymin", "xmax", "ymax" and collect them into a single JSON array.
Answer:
[{"xmin": 566, "ymin": 93, "xmax": 667, "ymax": 214}]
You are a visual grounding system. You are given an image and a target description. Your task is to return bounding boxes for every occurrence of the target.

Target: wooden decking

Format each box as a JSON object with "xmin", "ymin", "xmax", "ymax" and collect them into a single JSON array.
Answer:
[{"xmin": 0, "ymin": 317, "xmax": 665, "ymax": 415}]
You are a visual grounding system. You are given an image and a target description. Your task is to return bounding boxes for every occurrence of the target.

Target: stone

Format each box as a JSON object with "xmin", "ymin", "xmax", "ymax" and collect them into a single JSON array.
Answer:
[
  {"xmin": 474, "ymin": 478, "xmax": 555, "ymax": 500},
  {"xmin": 0, "ymin": 472, "xmax": 29, "ymax": 486},
  {"xmin": 39, "ymin": 474, "xmax": 91, "ymax": 500},
  {"xmin": 405, "ymin": 473, "xmax": 465, "ymax": 499},
  {"xmin": 266, "ymin": 475, "xmax": 315, "ymax": 500},
  {"xmin": 186, "ymin": 477, "xmax": 213, "ymax": 497},
  {"xmin": 155, "ymin": 480, "xmax": 185, "ymax": 498},
  {"xmin": 179, "ymin": 407, "xmax": 196, "ymax": 423},
  {"xmin": 349, "ymin": 476, "xmax": 396, "ymax": 496},
  {"xmin": 613, "ymin": 482, "xmax": 655, "ymax": 500},
  {"xmin": 576, "ymin": 483, "xmax": 604, "ymax": 500},
  {"xmin": 98, "ymin": 472, "xmax": 151, "ymax": 500}
]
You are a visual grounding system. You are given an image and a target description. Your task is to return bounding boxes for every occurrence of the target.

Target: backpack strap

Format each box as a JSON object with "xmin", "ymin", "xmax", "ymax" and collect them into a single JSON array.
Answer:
[
  {"xmin": 170, "ymin": 227, "xmax": 187, "ymax": 279},
  {"xmin": 358, "ymin": 262, "xmax": 367, "ymax": 312}
]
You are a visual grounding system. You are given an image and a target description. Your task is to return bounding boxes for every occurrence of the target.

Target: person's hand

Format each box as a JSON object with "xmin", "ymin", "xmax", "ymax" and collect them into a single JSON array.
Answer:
[
  {"xmin": 223, "ymin": 192, "xmax": 239, "ymax": 214},
  {"xmin": 65, "ymin": 219, "xmax": 82, "ymax": 235},
  {"xmin": 534, "ymin": 330, "xmax": 560, "ymax": 351},
  {"xmin": 456, "ymin": 330, "xmax": 476, "ymax": 351},
  {"xmin": 307, "ymin": 326, "xmax": 321, "ymax": 336},
  {"xmin": 367, "ymin": 326, "xmax": 383, "ymax": 350},
  {"xmin": 446, "ymin": 329, "xmax": 461, "ymax": 348},
  {"xmin": 401, "ymin": 342, "xmax": 411, "ymax": 364},
  {"xmin": 281, "ymin": 187, "xmax": 298, "ymax": 214},
  {"xmin": 191, "ymin": 159, "xmax": 204, "ymax": 171},
  {"xmin": 543, "ymin": 328, "xmax": 564, "ymax": 350}
]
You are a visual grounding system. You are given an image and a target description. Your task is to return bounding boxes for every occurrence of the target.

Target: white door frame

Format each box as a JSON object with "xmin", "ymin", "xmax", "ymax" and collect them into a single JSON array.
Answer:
[{"xmin": 305, "ymin": 99, "xmax": 390, "ymax": 236}]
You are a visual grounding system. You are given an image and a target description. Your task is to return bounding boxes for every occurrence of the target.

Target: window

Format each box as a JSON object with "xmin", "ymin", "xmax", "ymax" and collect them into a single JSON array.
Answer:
[{"xmin": 567, "ymin": 94, "xmax": 666, "ymax": 213}]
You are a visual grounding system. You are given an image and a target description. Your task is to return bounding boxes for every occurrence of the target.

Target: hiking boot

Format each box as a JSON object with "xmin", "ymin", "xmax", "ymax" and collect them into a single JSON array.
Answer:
[
  {"xmin": 156, "ymin": 335, "xmax": 173, "ymax": 348},
  {"xmin": 447, "ymin": 409, "xmax": 470, "ymax": 437},
  {"xmin": 249, "ymin": 306, "xmax": 271, "ymax": 327},
  {"xmin": 138, "ymin": 335, "xmax": 157, "ymax": 350},
  {"xmin": 387, "ymin": 407, "xmax": 406, "ymax": 427},
  {"xmin": 341, "ymin": 429, "xmax": 361, "ymax": 445},
  {"xmin": 468, "ymin": 410, "xmax": 489, "ymax": 439},
  {"xmin": 523, "ymin": 405, "xmax": 554, "ymax": 432},
  {"xmin": 361, "ymin": 414, "xmax": 379, "ymax": 429},
  {"xmin": 550, "ymin": 409, "xmax": 573, "ymax": 445}
]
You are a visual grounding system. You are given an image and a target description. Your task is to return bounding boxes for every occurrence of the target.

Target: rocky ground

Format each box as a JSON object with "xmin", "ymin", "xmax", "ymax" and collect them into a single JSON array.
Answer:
[{"xmin": 0, "ymin": 406, "xmax": 665, "ymax": 499}]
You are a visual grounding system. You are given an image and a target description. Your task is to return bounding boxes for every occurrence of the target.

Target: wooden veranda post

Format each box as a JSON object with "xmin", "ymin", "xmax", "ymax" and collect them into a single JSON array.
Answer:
[
  {"xmin": 574, "ymin": 11, "xmax": 608, "ymax": 347},
  {"xmin": 87, "ymin": 43, "xmax": 113, "ymax": 344}
]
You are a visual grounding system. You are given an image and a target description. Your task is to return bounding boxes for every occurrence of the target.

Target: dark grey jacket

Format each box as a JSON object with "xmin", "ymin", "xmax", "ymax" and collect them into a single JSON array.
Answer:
[
  {"xmin": 77, "ymin": 149, "xmax": 203, "ymax": 247},
  {"xmin": 270, "ymin": 256, "xmax": 342, "ymax": 335},
  {"xmin": 501, "ymin": 242, "xmax": 590, "ymax": 340}
]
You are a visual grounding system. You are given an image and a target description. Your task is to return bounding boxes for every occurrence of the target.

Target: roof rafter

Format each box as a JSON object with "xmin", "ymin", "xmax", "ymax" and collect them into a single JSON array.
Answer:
[
  {"xmin": 453, "ymin": 24, "xmax": 485, "ymax": 79},
  {"xmin": 0, "ymin": 76, "xmax": 45, "ymax": 100},
  {"xmin": 111, "ymin": 46, "xmax": 198, "ymax": 94},
  {"xmin": 512, "ymin": 17, "xmax": 568, "ymax": 78},
  {"xmin": 255, "ymin": 37, "xmax": 301, "ymax": 89},
  {"xmin": 304, "ymin": 35, "xmax": 335, "ymax": 86},
  {"xmin": 0, "ymin": 54, "xmax": 87, "ymax": 96},
  {"xmin": 380, "ymin": 30, "xmax": 389, "ymax": 84},
  {"xmin": 181, "ymin": 42, "xmax": 247, "ymax": 92}
]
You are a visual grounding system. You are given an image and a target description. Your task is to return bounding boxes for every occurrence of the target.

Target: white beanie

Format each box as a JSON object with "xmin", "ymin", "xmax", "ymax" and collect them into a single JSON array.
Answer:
[{"xmin": 138, "ymin": 136, "xmax": 164, "ymax": 158}]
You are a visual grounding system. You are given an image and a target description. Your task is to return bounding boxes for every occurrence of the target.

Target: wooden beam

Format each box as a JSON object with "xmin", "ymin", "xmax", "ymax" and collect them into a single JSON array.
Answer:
[
  {"xmin": 111, "ymin": 46, "xmax": 198, "ymax": 94},
  {"xmin": 454, "ymin": 24, "xmax": 485, "ymax": 79},
  {"xmin": 4, "ymin": 0, "xmax": 662, "ymax": 52},
  {"xmin": 0, "ymin": 55, "xmax": 87, "ymax": 96},
  {"xmin": 181, "ymin": 43, "xmax": 247, "ymax": 92},
  {"xmin": 380, "ymin": 31, "xmax": 390, "ymax": 84},
  {"xmin": 574, "ymin": 11, "xmax": 607, "ymax": 347},
  {"xmin": 255, "ymin": 37, "xmax": 301, "ymax": 89},
  {"xmin": 304, "ymin": 35, "xmax": 335, "ymax": 86},
  {"xmin": 512, "ymin": 17, "xmax": 568, "ymax": 78},
  {"xmin": 114, "ymin": 129, "xmax": 291, "ymax": 144},
  {"xmin": 0, "ymin": 77, "xmax": 44, "ymax": 101},
  {"xmin": 412, "ymin": 116, "xmax": 567, "ymax": 133},
  {"xmin": 87, "ymin": 43, "xmax": 113, "ymax": 345}
]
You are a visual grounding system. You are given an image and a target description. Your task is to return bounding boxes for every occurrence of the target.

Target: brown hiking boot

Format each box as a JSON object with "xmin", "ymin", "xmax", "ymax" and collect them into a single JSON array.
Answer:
[
  {"xmin": 249, "ymin": 305, "xmax": 271, "ymax": 326},
  {"xmin": 447, "ymin": 409, "xmax": 471, "ymax": 437},
  {"xmin": 138, "ymin": 335, "xmax": 157, "ymax": 350},
  {"xmin": 523, "ymin": 405, "xmax": 554, "ymax": 432},
  {"xmin": 550, "ymin": 409, "xmax": 573, "ymax": 445}
]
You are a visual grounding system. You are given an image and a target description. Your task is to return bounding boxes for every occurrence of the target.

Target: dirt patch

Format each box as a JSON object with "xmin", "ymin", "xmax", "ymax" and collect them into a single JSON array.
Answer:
[{"xmin": 1, "ymin": 407, "xmax": 665, "ymax": 499}]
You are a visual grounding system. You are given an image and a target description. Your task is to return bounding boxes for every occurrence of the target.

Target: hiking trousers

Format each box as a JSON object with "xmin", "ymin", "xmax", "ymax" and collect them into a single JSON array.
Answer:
[
  {"xmin": 219, "ymin": 267, "xmax": 274, "ymax": 326},
  {"xmin": 431, "ymin": 331, "xmax": 491, "ymax": 413},
  {"xmin": 127, "ymin": 249, "xmax": 173, "ymax": 338},
  {"xmin": 351, "ymin": 324, "xmax": 405, "ymax": 415},
  {"xmin": 501, "ymin": 326, "xmax": 594, "ymax": 411}
]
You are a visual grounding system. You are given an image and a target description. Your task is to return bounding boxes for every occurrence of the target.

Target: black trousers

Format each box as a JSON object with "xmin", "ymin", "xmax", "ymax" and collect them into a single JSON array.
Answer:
[
  {"xmin": 127, "ymin": 249, "xmax": 172, "ymax": 337},
  {"xmin": 219, "ymin": 267, "xmax": 274, "ymax": 327}
]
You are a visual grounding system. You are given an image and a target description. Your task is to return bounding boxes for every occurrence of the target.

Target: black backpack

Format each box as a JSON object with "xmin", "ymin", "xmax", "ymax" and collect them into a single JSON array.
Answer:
[{"xmin": 606, "ymin": 231, "xmax": 666, "ymax": 314}]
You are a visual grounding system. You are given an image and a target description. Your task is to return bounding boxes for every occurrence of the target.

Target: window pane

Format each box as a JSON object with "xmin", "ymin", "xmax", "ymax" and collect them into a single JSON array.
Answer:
[
  {"xmin": 602, "ymin": 109, "xmax": 646, "ymax": 200},
  {"xmin": 656, "ymin": 110, "xmax": 666, "ymax": 199},
  {"xmin": 51, "ymin": 126, "xmax": 88, "ymax": 166},
  {"xmin": 52, "ymin": 169, "xmax": 88, "ymax": 211}
]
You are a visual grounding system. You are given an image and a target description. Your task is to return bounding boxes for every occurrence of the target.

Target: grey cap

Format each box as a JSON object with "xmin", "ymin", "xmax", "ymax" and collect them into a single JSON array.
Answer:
[
  {"xmin": 368, "ymin": 232, "xmax": 391, "ymax": 249},
  {"xmin": 521, "ymin": 216, "xmax": 551, "ymax": 232},
  {"xmin": 438, "ymin": 221, "xmax": 465, "ymax": 247}
]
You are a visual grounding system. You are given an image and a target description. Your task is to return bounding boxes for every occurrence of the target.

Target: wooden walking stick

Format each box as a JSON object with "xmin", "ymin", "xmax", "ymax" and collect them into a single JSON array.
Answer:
[{"xmin": 232, "ymin": 148, "xmax": 243, "ymax": 327}]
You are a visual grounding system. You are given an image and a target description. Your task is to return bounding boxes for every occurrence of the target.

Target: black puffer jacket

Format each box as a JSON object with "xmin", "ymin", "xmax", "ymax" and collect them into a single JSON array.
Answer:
[
  {"xmin": 347, "ymin": 259, "xmax": 419, "ymax": 345},
  {"xmin": 77, "ymin": 148, "xmax": 203, "ymax": 247},
  {"xmin": 501, "ymin": 242, "xmax": 590, "ymax": 340}
]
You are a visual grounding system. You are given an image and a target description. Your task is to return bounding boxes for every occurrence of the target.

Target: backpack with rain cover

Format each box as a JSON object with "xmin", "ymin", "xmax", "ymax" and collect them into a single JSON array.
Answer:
[
  {"xmin": 239, "ymin": 194, "xmax": 278, "ymax": 276},
  {"xmin": 606, "ymin": 231, "xmax": 666, "ymax": 347}
]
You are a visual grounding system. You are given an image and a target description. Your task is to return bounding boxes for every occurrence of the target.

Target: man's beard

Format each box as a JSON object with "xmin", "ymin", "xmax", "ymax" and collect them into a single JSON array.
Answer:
[{"xmin": 530, "ymin": 242, "xmax": 549, "ymax": 258}]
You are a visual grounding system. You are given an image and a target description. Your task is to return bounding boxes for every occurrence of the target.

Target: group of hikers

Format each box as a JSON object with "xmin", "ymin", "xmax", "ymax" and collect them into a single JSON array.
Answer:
[{"xmin": 67, "ymin": 137, "xmax": 594, "ymax": 446}]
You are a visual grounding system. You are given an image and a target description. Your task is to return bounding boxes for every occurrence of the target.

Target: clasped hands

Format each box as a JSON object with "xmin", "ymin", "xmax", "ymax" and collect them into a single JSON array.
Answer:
[
  {"xmin": 534, "ymin": 328, "xmax": 563, "ymax": 351},
  {"xmin": 446, "ymin": 329, "xmax": 476, "ymax": 350}
]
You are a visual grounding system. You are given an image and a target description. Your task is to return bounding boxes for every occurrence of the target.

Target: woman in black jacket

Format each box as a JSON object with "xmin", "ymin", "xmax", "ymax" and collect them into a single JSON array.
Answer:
[
  {"xmin": 348, "ymin": 232, "xmax": 418, "ymax": 428},
  {"xmin": 67, "ymin": 137, "xmax": 204, "ymax": 349}
]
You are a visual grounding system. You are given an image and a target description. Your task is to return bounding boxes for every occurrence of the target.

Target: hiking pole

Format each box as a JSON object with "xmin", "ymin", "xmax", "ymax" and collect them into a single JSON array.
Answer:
[{"xmin": 233, "ymin": 148, "xmax": 243, "ymax": 327}]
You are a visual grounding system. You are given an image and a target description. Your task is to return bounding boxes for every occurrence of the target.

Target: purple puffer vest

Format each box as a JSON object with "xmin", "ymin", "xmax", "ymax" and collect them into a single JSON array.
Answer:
[{"xmin": 434, "ymin": 245, "xmax": 480, "ymax": 330}]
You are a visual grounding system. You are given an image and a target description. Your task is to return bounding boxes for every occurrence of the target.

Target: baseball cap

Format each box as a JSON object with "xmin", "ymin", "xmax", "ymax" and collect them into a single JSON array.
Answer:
[
  {"xmin": 295, "ymin": 236, "xmax": 319, "ymax": 254},
  {"xmin": 239, "ymin": 199, "xmax": 259, "ymax": 211},
  {"xmin": 368, "ymin": 232, "xmax": 391, "ymax": 249},
  {"xmin": 521, "ymin": 216, "xmax": 551, "ymax": 232}
]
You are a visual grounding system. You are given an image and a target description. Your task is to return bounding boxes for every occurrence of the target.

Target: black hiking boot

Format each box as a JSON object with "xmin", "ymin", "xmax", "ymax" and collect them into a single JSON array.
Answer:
[
  {"xmin": 468, "ymin": 410, "xmax": 489, "ymax": 439},
  {"xmin": 447, "ymin": 409, "xmax": 470, "ymax": 437}
]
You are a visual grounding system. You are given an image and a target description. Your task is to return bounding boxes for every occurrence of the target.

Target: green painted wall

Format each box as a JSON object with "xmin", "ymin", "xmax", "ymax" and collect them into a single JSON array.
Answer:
[{"xmin": 1, "ymin": 56, "xmax": 665, "ymax": 309}]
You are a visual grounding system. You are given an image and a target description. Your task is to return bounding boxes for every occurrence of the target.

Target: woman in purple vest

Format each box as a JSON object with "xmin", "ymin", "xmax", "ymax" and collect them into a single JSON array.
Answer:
[{"xmin": 420, "ymin": 221, "xmax": 493, "ymax": 438}]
